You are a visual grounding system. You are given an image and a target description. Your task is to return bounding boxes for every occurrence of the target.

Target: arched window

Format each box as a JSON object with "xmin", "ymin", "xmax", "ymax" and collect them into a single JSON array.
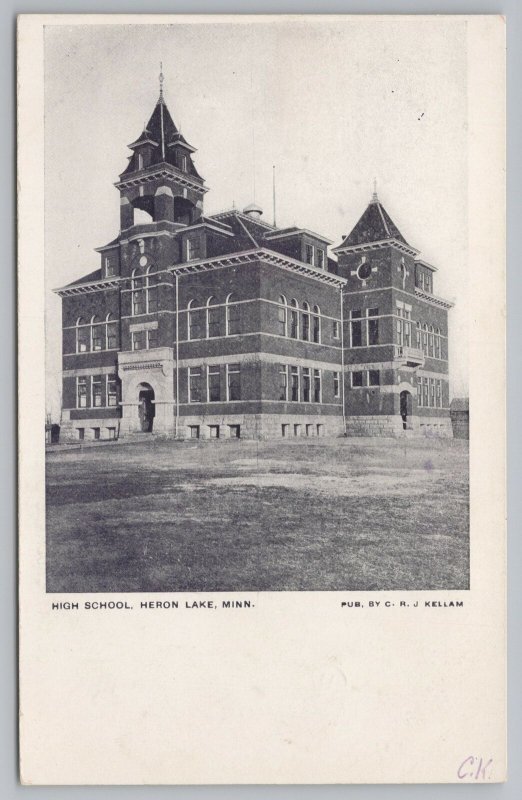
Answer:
[
  {"xmin": 422, "ymin": 323, "xmax": 428, "ymax": 355},
  {"xmin": 106, "ymin": 313, "xmax": 118, "ymax": 350},
  {"xmin": 76, "ymin": 317, "xmax": 89, "ymax": 353},
  {"xmin": 132, "ymin": 269, "xmax": 146, "ymax": 315},
  {"xmin": 207, "ymin": 296, "xmax": 220, "ymax": 338},
  {"xmin": 187, "ymin": 299, "xmax": 201, "ymax": 341},
  {"xmin": 226, "ymin": 293, "xmax": 240, "ymax": 335},
  {"xmin": 277, "ymin": 295, "xmax": 287, "ymax": 337},
  {"xmin": 435, "ymin": 328, "xmax": 442, "ymax": 358},
  {"xmin": 302, "ymin": 302, "xmax": 310, "ymax": 341},
  {"xmin": 90, "ymin": 315, "xmax": 103, "ymax": 352},
  {"xmin": 289, "ymin": 299, "xmax": 299, "ymax": 339},
  {"xmin": 313, "ymin": 305, "xmax": 321, "ymax": 343},
  {"xmin": 428, "ymin": 325, "xmax": 434, "ymax": 357},
  {"xmin": 146, "ymin": 266, "xmax": 158, "ymax": 312}
]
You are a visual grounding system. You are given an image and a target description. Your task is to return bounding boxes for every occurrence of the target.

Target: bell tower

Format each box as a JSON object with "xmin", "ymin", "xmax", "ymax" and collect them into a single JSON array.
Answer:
[{"xmin": 116, "ymin": 67, "xmax": 206, "ymax": 232}]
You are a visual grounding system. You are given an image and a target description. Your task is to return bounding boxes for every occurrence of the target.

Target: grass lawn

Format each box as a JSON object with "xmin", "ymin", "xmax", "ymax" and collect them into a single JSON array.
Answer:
[{"xmin": 46, "ymin": 436, "xmax": 469, "ymax": 592}]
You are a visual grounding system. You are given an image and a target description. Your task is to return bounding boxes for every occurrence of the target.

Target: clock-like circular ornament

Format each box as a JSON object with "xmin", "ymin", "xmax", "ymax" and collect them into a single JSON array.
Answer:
[
  {"xmin": 357, "ymin": 259, "xmax": 372, "ymax": 280},
  {"xmin": 139, "ymin": 256, "xmax": 148, "ymax": 267}
]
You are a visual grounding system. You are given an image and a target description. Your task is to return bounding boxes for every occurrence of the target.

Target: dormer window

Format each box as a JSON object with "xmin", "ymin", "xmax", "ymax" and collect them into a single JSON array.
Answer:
[
  {"xmin": 315, "ymin": 249, "xmax": 325, "ymax": 269},
  {"xmin": 180, "ymin": 154, "xmax": 188, "ymax": 172},
  {"xmin": 137, "ymin": 153, "xmax": 144, "ymax": 170},
  {"xmin": 187, "ymin": 236, "xmax": 202, "ymax": 262},
  {"xmin": 304, "ymin": 244, "xmax": 314, "ymax": 264},
  {"xmin": 105, "ymin": 256, "xmax": 116, "ymax": 277}
]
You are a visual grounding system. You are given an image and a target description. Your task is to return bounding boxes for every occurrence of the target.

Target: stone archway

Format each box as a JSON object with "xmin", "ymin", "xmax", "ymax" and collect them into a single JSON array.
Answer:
[{"xmin": 137, "ymin": 382, "xmax": 155, "ymax": 432}]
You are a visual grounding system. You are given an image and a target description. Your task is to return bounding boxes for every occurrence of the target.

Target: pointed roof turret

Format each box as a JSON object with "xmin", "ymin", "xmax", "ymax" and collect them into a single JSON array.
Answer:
[
  {"xmin": 333, "ymin": 188, "xmax": 417, "ymax": 255},
  {"xmin": 120, "ymin": 69, "xmax": 201, "ymax": 180}
]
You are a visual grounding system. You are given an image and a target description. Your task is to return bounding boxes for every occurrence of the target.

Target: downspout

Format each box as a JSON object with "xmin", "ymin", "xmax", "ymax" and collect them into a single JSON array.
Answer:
[
  {"xmin": 175, "ymin": 272, "xmax": 180, "ymax": 438},
  {"xmin": 340, "ymin": 285, "xmax": 346, "ymax": 435}
]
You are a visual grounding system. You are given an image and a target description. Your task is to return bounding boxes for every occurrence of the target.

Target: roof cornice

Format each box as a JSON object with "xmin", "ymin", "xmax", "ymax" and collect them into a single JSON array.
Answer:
[
  {"xmin": 170, "ymin": 248, "xmax": 346, "ymax": 287},
  {"xmin": 115, "ymin": 163, "xmax": 207, "ymax": 194},
  {"xmin": 54, "ymin": 277, "xmax": 120, "ymax": 297},
  {"xmin": 332, "ymin": 237, "xmax": 419, "ymax": 257},
  {"xmin": 414, "ymin": 288, "xmax": 454, "ymax": 309},
  {"xmin": 264, "ymin": 228, "xmax": 334, "ymax": 245}
]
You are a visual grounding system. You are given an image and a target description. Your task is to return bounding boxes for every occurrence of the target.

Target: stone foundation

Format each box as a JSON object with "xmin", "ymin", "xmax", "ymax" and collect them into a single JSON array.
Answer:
[
  {"xmin": 345, "ymin": 414, "xmax": 453, "ymax": 438},
  {"xmin": 59, "ymin": 415, "xmax": 121, "ymax": 443},
  {"xmin": 178, "ymin": 413, "xmax": 345, "ymax": 441}
]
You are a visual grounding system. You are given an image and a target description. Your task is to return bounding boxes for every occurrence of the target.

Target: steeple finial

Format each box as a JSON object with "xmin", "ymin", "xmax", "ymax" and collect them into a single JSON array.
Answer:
[
  {"xmin": 371, "ymin": 178, "xmax": 379, "ymax": 204},
  {"xmin": 159, "ymin": 62, "xmax": 164, "ymax": 102}
]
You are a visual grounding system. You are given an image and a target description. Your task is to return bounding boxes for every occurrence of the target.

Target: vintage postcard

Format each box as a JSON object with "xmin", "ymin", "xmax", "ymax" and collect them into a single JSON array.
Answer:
[{"xmin": 18, "ymin": 14, "xmax": 506, "ymax": 784}]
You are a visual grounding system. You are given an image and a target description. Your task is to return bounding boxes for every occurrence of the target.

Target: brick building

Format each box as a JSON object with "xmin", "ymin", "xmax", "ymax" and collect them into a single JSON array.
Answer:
[{"xmin": 55, "ymin": 83, "xmax": 453, "ymax": 442}]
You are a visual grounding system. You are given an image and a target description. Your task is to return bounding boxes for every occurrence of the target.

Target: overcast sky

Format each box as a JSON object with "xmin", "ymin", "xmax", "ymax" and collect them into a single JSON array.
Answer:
[{"xmin": 44, "ymin": 18, "xmax": 468, "ymax": 418}]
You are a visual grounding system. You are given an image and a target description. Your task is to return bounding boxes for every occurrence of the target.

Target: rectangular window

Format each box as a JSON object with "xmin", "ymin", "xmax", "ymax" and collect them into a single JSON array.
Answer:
[
  {"xmin": 434, "ymin": 332, "xmax": 441, "ymax": 359},
  {"xmin": 132, "ymin": 330, "xmax": 145, "ymax": 351},
  {"xmin": 304, "ymin": 244, "xmax": 314, "ymax": 264},
  {"xmin": 227, "ymin": 303, "xmax": 240, "ymax": 335},
  {"xmin": 189, "ymin": 425, "xmax": 200, "ymax": 439},
  {"xmin": 417, "ymin": 381, "xmax": 423, "ymax": 407},
  {"xmin": 77, "ymin": 427, "xmax": 85, "ymax": 441},
  {"xmin": 77, "ymin": 377, "xmax": 88, "ymax": 408},
  {"xmin": 106, "ymin": 321, "xmax": 118, "ymax": 349},
  {"xmin": 107, "ymin": 427, "xmax": 116, "ymax": 440},
  {"xmin": 302, "ymin": 367, "xmax": 311, "ymax": 402},
  {"xmin": 132, "ymin": 290, "xmax": 146, "ymax": 316},
  {"xmin": 209, "ymin": 425, "xmax": 220, "ymax": 439},
  {"xmin": 279, "ymin": 364, "xmax": 288, "ymax": 401},
  {"xmin": 227, "ymin": 363, "xmax": 241, "ymax": 401},
  {"xmin": 107, "ymin": 376, "xmax": 118, "ymax": 407},
  {"xmin": 350, "ymin": 310, "xmax": 362, "ymax": 347},
  {"xmin": 306, "ymin": 424, "xmax": 313, "ymax": 437},
  {"xmin": 333, "ymin": 320, "xmax": 340, "ymax": 339},
  {"xmin": 105, "ymin": 257, "xmax": 116, "ymax": 277},
  {"xmin": 352, "ymin": 371, "xmax": 364, "ymax": 388},
  {"xmin": 207, "ymin": 306, "xmax": 220, "ymax": 338},
  {"xmin": 229, "ymin": 425, "xmax": 241, "ymax": 439},
  {"xmin": 302, "ymin": 312, "xmax": 310, "ymax": 341},
  {"xmin": 290, "ymin": 308, "xmax": 299, "ymax": 339},
  {"xmin": 281, "ymin": 423, "xmax": 289, "ymax": 438},
  {"xmin": 293, "ymin": 424, "xmax": 301, "ymax": 437},
  {"xmin": 425, "ymin": 273, "xmax": 432, "ymax": 293},
  {"xmin": 315, "ymin": 249, "xmax": 325, "ymax": 269},
  {"xmin": 423, "ymin": 377, "xmax": 429, "ymax": 407},
  {"xmin": 368, "ymin": 370, "xmax": 380, "ymax": 386},
  {"xmin": 91, "ymin": 376, "xmax": 103, "ymax": 408},
  {"xmin": 313, "ymin": 369, "xmax": 321, "ymax": 403},
  {"xmin": 368, "ymin": 317, "xmax": 379, "ymax": 346},
  {"xmin": 187, "ymin": 236, "xmax": 201, "ymax": 261},
  {"xmin": 316, "ymin": 423, "xmax": 324, "ymax": 437},
  {"xmin": 188, "ymin": 367, "xmax": 202, "ymax": 403},
  {"xmin": 147, "ymin": 328, "xmax": 158, "ymax": 349},
  {"xmin": 290, "ymin": 366, "xmax": 299, "ymax": 402},
  {"xmin": 333, "ymin": 371, "xmax": 340, "ymax": 399},
  {"xmin": 436, "ymin": 379, "xmax": 442, "ymax": 408},
  {"xmin": 208, "ymin": 365, "xmax": 221, "ymax": 402},
  {"xmin": 92, "ymin": 428, "xmax": 100, "ymax": 441},
  {"xmin": 430, "ymin": 378, "xmax": 435, "ymax": 408},
  {"xmin": 180, "ymin": 154, "xmax": 188, "ymax": 172}
]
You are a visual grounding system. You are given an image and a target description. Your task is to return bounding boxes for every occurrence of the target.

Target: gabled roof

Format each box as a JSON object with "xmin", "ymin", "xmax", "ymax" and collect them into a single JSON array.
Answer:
[{"xmin": 335, "ymin": 196, "xmax": 411, "ymax": 250}]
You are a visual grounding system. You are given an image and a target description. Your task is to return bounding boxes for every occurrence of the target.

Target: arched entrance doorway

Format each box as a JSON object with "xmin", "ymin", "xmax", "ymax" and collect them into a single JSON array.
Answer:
[
  {"xmin": 137, "ymin": 383, "xmax": 155, "ymax": 432},
  {"xmin": 400, "ymin": 390, "xmax": 413, "ymax": 431}
]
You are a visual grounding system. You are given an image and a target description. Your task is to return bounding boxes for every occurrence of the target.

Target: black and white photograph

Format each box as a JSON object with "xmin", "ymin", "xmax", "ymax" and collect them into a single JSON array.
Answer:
[
  {"xmin": 44, "ymin": 19, "xmax": 470, "ymax": 594},
  {"xmin": 18, "ymin": 14, "xmax": 506, "ymax": 786}
]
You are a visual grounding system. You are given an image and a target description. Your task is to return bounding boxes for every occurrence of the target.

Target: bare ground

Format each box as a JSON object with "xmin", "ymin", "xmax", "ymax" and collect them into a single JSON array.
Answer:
[{"xmin": 45, "ymin": 435, "xmax": 469, "ymax": 592}]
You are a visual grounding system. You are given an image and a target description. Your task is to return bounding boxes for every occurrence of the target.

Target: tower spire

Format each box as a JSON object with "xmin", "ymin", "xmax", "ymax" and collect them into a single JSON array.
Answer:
[
  {"xmin": 159, "ymin": 62, "xmax": 164, "ymax": 103},
  {"xmin": 371, "ymin": 178, "xmax": 379, "ymax": 204}
]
